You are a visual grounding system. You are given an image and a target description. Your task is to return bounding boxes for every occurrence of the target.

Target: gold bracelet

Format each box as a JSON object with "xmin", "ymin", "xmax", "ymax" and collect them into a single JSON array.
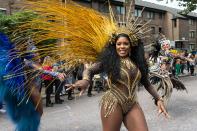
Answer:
[
  {"xmin": 157, "ymin": 97, "xmax": 164, "ymax": 105},
  {"xmin": 158, "ymin": 97, "xmax": 164, "ymax": 102},
  {"xmin": 154, "ymin": 97, "xmax": 163, "ymax": 105}
]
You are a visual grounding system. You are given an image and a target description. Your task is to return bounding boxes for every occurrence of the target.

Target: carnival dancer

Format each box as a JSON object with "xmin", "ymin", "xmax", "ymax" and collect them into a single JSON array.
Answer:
[
  {"xmin": 3, "ymin": 0, "xmax": 170, "ymax": 130},
  {"xmin": 41, "ymin": 56, "xmax": 55, "ymax": 107},
  {"xmin": 0, "ymin": 33, "xmax": 65, "ymax": 131},
  {"xmin": 68, "ymin": 34, "xmax": 170, "ymax": 131},
  {"xmin": 149, "ymin": 34, "xmax": 187, "ymax": 108},
  {"xmin": 0, "ymin": 33, "xmax": 42, "ymax": 131}
]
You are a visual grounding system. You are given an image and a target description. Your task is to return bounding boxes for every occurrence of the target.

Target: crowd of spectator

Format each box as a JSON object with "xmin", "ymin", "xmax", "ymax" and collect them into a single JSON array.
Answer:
[
  {"xmin": 172, "ymin": 50, "xmax": 196, "ymax": 77},
  {"xmin": 39, "ymin": 56, "xmax": 107, "ymax": 108}
]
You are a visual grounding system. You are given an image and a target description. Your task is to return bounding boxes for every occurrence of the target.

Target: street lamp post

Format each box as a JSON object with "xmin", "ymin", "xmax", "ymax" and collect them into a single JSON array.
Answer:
[{"xmin": 8, "ymin": 0, "xmax": 14, "ymax": 15}]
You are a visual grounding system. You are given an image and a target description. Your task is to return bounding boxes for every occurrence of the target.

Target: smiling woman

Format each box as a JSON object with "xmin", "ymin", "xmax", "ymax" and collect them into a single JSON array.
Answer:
[{"xmin": 68, "ymin": 33, "xmax": 169, "ymax": 131}]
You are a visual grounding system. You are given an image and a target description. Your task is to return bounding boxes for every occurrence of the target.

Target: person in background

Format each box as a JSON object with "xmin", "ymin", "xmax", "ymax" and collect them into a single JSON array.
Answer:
[
  {"xmin": 84, "ymin": 62, "xmax": 94, "ymax": 97},
  {"xmin": 183, "ymin": 50, "xmax": 189, "ymax": 69},
  {"xmin": 76, "ymin": 63, "xmax": 84, "ymax": 81},
  {"xmin": 53, "ymin": 63, "xmax": 65, "ymax": 104},
  {"xmin": 65, "ymin": 73, "xmax": 75, "ymax": 100},
  {"xmin": 42, "ymin": 56, "xmax": 54, "ymax": 107},
  {"xmin": 64, "ymin": 63, "xmax": 75, "ymax": 100},
  {"xmin": 180, "ymin": 52, "xmax": 186, "ymax": 74},
  {"xmin": 175, "ymin": 58, "xmax": 181, "ymax": 76},
  {"xmin": 189, "ymin": 54, "xmax": 196, "ymax": 76},
  {"xmin": 187, "ymin": 53, "xmax": 191, "ymax": 73}
]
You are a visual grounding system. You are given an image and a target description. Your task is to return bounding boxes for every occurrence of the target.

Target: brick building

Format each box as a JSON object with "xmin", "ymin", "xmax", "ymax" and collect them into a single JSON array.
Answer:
[
  {"xmin": 0, "ymin": 0, "xmax": 126, "ymax": 19},
  {"xmin": 135, "ymin": 0, "xmax": 197, "ymax": 51},
  {"xmin": 1, "ymin": 0, "xmax": 197, "ymax": 51},
  {"xmin": 73, "ymin": 0, "xmax": 197, "ymax": 51}
]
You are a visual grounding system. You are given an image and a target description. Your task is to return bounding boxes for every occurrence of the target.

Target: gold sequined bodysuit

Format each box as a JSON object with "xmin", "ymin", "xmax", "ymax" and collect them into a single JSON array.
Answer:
[{"xmin": 83, "ymin": 58, "xmax": 141, "ymax": 117}]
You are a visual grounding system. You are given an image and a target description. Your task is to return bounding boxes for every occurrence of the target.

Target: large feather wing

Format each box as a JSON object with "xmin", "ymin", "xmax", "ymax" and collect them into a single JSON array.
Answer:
[
  {"xmin": 14, "ymin": 0, "xmax": 116, "ymax": 66},
  {"xmin": 0, "ymin": 33, "xmax": 26, "ymax": 99},
  {"xmin": 0, "ymin": 33, "xmax": 40, "ymax": 131},
  {"xmin": 170, "ymin": 76, "xmax": 188, "ymax": 92},
  {"xmin": 149, "ymin": 71, "xmax": 162, "ymax": 85}
]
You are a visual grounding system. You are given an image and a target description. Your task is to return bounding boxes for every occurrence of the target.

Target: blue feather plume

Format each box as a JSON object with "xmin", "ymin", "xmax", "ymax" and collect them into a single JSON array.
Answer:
[
  {"xmin": 0, "ymin": 33, "xmax": 40, "ymax": 131},
  {"xmin": 0, "ymin": 32, "xmax": 25, "ymax": 98}
]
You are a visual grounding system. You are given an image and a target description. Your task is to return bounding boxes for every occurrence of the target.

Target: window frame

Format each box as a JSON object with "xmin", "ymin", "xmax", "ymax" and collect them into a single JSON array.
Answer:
[
  {"xmin": 146, "ymin": 11, "xmax": 155, "ymax": 19},
  {"xmin": 134, "ymin": 9, "xmax": 142, "ymax": 17},
  {"xmin": 116, "ymin": 6, "xmax": 125, "ymax": 15},
  {"xmin": 189, "ymin": 31, "xmax": 195, "ymax": 38}
]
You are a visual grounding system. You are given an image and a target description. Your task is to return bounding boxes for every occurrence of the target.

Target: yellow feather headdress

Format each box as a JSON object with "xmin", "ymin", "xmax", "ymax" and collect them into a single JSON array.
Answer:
[{"xmin": 14, "ymin": 0, "xmax": 150, "ymax": 67}]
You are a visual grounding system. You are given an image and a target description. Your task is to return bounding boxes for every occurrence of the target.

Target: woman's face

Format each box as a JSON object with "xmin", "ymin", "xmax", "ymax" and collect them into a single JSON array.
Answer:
[
  {"xmin": 161, "ymin": 42, "xmax": 170, "ymax": 51},
  {"xmin": 116, "ymin": 37, "xmax": 131, "ymax": 58}
]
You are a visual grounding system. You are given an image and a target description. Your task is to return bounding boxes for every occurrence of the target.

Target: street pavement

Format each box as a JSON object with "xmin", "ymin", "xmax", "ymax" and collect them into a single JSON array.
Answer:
[{"xmin": 0, "ymin": 76, "xmax": 197, "ymax": 131}]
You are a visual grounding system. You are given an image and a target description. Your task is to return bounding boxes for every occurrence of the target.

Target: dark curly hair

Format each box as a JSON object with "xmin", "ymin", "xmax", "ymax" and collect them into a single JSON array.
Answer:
[{"xmin": 98, "ymin": 33, "xmax": 149, "ymax": 86}]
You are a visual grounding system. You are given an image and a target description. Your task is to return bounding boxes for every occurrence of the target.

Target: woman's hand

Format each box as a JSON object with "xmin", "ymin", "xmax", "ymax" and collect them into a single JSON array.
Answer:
[
  {"xmin": 66, "ymin": 80, "xmax": 90, "ymax": 96},
  {"xmin": 157, "ymin": 99, "xmax": 170, "ymax": 119}
]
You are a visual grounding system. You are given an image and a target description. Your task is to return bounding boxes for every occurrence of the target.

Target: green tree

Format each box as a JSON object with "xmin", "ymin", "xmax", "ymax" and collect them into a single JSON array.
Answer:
[
  {"xmin": 0, "ymin": 11, "xmax": 37, "ymax": 35},
  {"xmin": 157, "ymin": 0, "xmax": 197, "ymax": 14},
  {"xmin": 178, "ymin": 0, "xmax": 197, "ymax": 14},
  {"xmin": 0, "ymin": 11, "xmax": 57, "ymax": 52}
]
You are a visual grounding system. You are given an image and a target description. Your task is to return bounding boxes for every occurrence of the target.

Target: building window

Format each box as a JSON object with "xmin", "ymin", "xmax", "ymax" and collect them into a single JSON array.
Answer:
[
  {"xmin": 146, "ymin": 11, "xmax": 155, "ymax": 19},
  {"xmin": 135, "ymin": 9, "xmax": 142, "ymax": 17},
  {"xmin": 174, "ymin": 19, "xmax": 177, "ymax": 27},
  {"xmin": 159, "ymin": 13, "xmax": 162, "ymax": 19},
  {"xmin": 151, "ymin": 27, "xmax": 155, "ymax": 34},
  {"xmin": 175, "ymin": 42, "xmax": 182, "ymax": 49},
  {"xmin": 116, "ymin": 6, "xmax": 125, "ymax": 15},
  {"xmin": 189, "ymin": 31, "xmax": 195, "ymax": 38},
  {"xmin": 189, "ymin": 19, "xmax": 194, "ymax": 25},
  {"xmin": 159, "ymin": 27, "xmax": 162, "ymax": 33},
  {"xmin": 189, "ymin": 44, "xmax": 195, "ymax": 50},
  {"xmin": 99, "ymin": 4, "xmax": 109, "ymax": 13}
]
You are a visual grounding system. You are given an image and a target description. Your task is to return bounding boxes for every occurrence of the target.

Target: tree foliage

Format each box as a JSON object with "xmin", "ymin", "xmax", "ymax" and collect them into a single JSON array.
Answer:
[
  {"xmin": 178, "ymin": 0, "xmax": 197, "ymax": 14},
  {"xmin": 156, "ymin": 0, "xmax": 197, "ymax": 14},
  {"xmin": 0, "ymin": 11, "xmax": 57, "ymax": 51},
  {"xmin": 0, "ymin": 11, "xmax": 38, "ymax": 35}
]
